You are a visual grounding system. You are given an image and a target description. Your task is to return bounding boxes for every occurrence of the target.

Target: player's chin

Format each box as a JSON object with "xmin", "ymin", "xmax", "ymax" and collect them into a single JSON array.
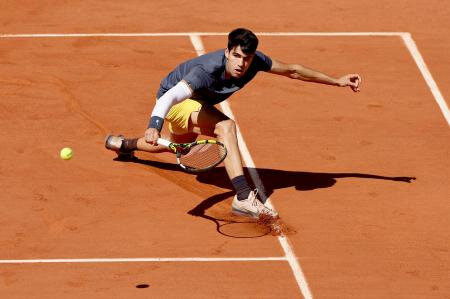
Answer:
[{"xmin": 232, "ymin": 70, "xmax": 245, "ymax": 78}]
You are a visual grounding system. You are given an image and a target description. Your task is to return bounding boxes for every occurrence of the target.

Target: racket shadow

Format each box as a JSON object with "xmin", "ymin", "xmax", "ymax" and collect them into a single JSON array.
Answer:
[
  {"xmin": 187, "ymin": 191, "xmax": 272, "ymax": 238},
  {"xmin": 114, "ymin": 157, "xmax": 273, "ymax": 238}
]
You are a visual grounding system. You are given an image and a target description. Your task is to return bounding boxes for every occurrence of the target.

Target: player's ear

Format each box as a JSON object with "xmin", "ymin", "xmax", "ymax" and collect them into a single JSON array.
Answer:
[{"xmin": 224, "ymin": 48, "xmax": 229, "ymax": 59}]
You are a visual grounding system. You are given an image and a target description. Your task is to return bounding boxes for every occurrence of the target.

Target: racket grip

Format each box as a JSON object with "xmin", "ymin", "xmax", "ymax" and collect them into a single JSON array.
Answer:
[{"xmin": 157, "ymin": 138, "xmax": 172, "ymax": 147}]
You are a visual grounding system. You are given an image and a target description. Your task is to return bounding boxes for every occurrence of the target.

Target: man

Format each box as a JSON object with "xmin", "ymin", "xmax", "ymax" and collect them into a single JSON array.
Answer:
[{"xmin": 105, "ymin": 28, "xmax": 361, "ymax": 219}]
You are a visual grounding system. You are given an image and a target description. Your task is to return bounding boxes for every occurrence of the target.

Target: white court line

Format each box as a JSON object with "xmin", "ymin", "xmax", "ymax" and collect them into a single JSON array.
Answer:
[
  {"xmin": 401, "ymin": 33, "xmax": 450, "ymax": 126},
  {"xmin": 0, "ymin": 257, "xmax": 286, "ymax": 264},
  {"xmin": 189, "ymin": 34, "xmax": 313, "ymax": 299},
  {"xmin": 0, "ymin": 32, "xmax": 406, "ymax": 38}
]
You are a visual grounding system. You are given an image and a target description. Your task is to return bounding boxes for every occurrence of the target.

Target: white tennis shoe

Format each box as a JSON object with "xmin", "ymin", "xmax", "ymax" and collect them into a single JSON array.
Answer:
[
  {"xmin": 105, "ymin": 134, "xmax": 135, "ymax": 160},
  {"xmin": 231, "ymin": 189, "xmax": 278, "ymax": 219}
]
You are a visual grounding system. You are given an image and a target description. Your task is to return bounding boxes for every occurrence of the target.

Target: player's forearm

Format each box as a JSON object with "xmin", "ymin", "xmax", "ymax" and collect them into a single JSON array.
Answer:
[
  {"xmin": 148, "ymin": 80, "xmax": 192, "ymax": 131},
  {"xmin": 290, "ymin": 64, "xmax": 339, "ymax": 86}
]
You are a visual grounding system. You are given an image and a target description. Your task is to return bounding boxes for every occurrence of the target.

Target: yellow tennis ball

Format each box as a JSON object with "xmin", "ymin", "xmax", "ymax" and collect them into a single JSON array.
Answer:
[{"xmin": 60, "ymin": 147, "xmax": 73, "ymax": 160}]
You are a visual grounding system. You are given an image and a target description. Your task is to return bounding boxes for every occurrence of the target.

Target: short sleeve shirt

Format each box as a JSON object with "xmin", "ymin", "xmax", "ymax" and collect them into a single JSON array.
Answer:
[{"xmin": 156, "ymin": 49, "xmax": 272, "ymax": 105}]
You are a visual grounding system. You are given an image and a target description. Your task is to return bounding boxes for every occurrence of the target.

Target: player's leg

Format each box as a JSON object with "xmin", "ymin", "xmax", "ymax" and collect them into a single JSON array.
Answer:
[
  {"xmin": 105, "ymin": 131, "xmax": 197, "ymax": 155},
  {"xmin": 134, "ymin": 131, "xmax": 198, "ymax": 153},
  {"xmin": 189, "ymin": 105, "xmax": 244, "ymax": 179},
  {"xmin": 105, "ymin": 99, "xmax": 199, "ymax": 155},
  {"xmin": 104, "ymin": 99, "xmax": 277, "ymax": 218},
  {"xmin": 189, "ymin": 105, "xmax": 277, "ymax": 218}
]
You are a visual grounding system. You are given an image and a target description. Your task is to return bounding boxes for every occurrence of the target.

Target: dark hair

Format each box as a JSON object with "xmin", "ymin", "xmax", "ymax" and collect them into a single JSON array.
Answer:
[{"xmin": 227, "ymin": 28, "xmax": 259, "ymax": 54}]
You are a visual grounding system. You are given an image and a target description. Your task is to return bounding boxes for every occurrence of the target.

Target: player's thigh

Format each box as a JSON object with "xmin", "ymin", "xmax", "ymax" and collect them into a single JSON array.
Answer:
[
  {"xmin": 189, "ymin": 104, "xmax": 229, "ymax": 136},
  {"xmin": 169, "ymin": 131, "xmax": 198, "ymax": 144}
]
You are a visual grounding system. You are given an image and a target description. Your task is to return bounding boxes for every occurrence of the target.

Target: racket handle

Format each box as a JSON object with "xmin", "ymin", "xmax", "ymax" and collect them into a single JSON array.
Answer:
[{"xmin": 157, "ymin": 138, "xmax": 172, "ymax": 147}]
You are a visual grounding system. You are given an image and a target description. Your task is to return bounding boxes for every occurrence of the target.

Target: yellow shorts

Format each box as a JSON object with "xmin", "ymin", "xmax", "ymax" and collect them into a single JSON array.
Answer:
[{"xmin": 165, "ymin": 99, "xmax": 203, "ymax": 135}]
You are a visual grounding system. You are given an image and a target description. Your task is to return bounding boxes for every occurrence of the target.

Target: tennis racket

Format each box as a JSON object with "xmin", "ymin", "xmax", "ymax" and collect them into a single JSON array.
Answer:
[{"xmin": 157, "ymin": 138, "xmax": 227, "ymax": 173}]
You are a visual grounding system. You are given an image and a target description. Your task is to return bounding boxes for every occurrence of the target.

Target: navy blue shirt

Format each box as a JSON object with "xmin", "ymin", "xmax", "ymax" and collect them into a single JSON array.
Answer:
[{"xmin": 156, "ymin": 49, "xmax": 272, "ymax": 105}]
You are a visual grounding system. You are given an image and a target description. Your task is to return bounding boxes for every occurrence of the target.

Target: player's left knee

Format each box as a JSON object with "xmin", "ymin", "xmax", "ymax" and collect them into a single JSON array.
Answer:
[{"xmin": 214, "ymin": 119, "xmax": 236, "ymax": 137}]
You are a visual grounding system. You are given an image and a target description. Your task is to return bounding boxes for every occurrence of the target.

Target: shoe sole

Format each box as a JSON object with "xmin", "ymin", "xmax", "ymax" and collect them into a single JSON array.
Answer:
[{"xmin": 231, "ymin": 207, "xmax": 259, "ymax": 219}]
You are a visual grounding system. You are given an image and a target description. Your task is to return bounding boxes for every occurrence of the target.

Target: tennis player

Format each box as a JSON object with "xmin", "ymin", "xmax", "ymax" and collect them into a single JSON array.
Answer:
[{"xmin": 105, "ymin": 28, "xmax": 361, "ymax": 219}]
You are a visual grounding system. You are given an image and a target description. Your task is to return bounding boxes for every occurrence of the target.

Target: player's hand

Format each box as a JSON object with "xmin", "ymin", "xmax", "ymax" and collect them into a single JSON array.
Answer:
[
  {"xmin": 144, "ymin": 128, "xmax": 160, "ymax": 145},
  {"xmin": 337, "ymin": 74, "xmax": 362, "ymax": 92}
]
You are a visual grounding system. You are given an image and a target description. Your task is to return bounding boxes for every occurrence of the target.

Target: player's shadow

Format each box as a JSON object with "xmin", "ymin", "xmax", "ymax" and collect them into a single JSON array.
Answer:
[
  {"xmin": 125, "ymin": 157, "xmax": 416, "ymax": 196},
  {"xmin": 122, "ymin": 157, "xmax": 416, "ymax": 237},
  {"xmin": 195, "ymin": 167, "xmax": 416, "ymax": 200}
]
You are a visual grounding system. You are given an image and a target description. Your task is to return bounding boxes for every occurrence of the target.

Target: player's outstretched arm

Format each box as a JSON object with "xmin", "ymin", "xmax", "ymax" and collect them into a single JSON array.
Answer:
[
  {"xmin": 145, "ymin": 80, "xmax": 193, "ymax": 145},
  {"xmin": 269, "ymin": 59, "xmax": 361, "ymax": 92}
]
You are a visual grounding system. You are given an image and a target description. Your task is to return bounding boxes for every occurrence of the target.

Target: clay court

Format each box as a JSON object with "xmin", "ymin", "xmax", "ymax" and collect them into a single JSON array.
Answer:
[{"xmin": 1, "ymin": 1, "xmax": 449, "ymax": 298}]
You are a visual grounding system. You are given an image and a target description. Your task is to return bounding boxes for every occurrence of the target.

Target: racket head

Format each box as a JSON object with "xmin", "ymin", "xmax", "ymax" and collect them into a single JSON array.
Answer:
[{"xmin": 174, "ymin": 139, "xmax": 227, "ymax": 173}]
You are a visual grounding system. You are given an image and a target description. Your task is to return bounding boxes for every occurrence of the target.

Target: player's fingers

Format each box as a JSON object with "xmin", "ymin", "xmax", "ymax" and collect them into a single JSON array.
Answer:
[
  {"xmin": 350, "ymin": 74, "xmax": 361, "ymax": 92},
  {"xmin": 151, "ymin": 133, "xmax": 160, "ymax": 146},
  {"xmin": 348, "ymin": 80, "xmax": 358, "ymax": 89},
  {"xmin": 349, "ymin": 74, "xmax": 359, "ymax": 82},
  {"xmin": 355, "ymin": 75, "xmax": 362, "ymax": 91},
  {"xmin": 144, "ymin": 128, "xmax": 159, "ymax": 145},
  {"xmin": 347, "ymin": 81, "xmax": 358, "ymax": 92},
  {"xmin": 145, "ymin": 133, "xmax": 155, "ymax": 145},
  {"xmin": 144, "ymin": 133, "xmax": 151, "ymax": 143}
]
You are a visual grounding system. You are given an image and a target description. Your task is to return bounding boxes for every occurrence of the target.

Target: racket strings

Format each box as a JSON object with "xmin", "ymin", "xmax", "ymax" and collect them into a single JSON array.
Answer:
[{"xmin": 179, "ymin": 143, "xmax": 226, "ymax": 170}]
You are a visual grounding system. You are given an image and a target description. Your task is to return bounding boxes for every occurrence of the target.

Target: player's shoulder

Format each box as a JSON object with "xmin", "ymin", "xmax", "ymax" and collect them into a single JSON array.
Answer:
[
  {"xmin": 254, "ymin": 50, "xmax": 271, "ymax": 61},
  {"xmin": 180, "ymin": 49, "xmax": 224, "ymax": 80},
  {"xmin": 202, "ymin": 48, "xmax": 226, "ymax": 59},
  {"xmin": 196, "ymin": 49, "xmax": 225, "ymax": 71},
  {"xmin": 249, "ymin": 50, "xmax": 272, "ymax": 72}
]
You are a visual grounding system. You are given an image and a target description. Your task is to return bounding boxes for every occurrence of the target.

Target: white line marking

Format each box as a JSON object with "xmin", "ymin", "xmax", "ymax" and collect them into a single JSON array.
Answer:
[
  {"xmin": 279, "ymin": 236, "xmax": 313, "ymax": 299},
  {"xmin": 0, "ymin": 257, "xmax": 286, "ymax": 264},
  {"xmin": 401, "ymin": 33, "xmax": 450, "ymax": 126},
  {"xmin": 189, "ymin": 34, "xmax": 205, "ymax": 54},
  {"xmin": 189, "ymin": 34, "xmax": 313, "ymax": 299},
  {"xmin": 0, "ymin": 32, "xmax": 407, "ymax": 38}
]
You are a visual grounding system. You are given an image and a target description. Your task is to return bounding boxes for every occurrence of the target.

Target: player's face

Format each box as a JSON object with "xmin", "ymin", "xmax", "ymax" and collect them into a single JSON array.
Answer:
[{"xmin": 225, "ymin": 45, "xmax": 255, "ymax": 78}]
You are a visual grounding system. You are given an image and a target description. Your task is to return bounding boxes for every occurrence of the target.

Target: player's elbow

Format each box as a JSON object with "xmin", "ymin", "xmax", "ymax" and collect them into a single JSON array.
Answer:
[{"xmin": 288, "ymin": 64, "xmax": 305, "ymax": 80}]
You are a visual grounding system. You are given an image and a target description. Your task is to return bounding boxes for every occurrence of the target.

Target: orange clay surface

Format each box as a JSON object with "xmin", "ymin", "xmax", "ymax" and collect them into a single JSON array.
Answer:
[{"xmin": 1, "ymin": 1, "xmax": 449, "ymax": 298}]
